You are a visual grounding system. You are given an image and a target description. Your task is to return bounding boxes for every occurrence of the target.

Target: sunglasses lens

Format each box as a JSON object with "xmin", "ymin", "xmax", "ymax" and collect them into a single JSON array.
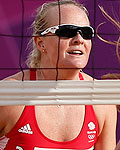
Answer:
[
  {"xmin": 55, "ymin": 25, "xmax": 94, "ymax": 39},
  {"xmin": 56, "ymin": 25, "xmax": 77, "ymax": 38},
  {"xmin": 80, "ymin": 27, "xmax": 93, "ymax": 39}
]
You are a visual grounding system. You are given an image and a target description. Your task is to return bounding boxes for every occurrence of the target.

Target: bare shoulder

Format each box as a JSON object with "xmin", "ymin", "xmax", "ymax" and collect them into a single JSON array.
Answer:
[
  {"xmin": 93, "ymin": 105, "xmax": 117, "ymax": 115},
  {"xmin": 0, "ymin": 106, "xmax": 24, "ymax": 118},
  {"xmin": 3, "ymin": 70, "xmax": 30, "ymax": 81},
  {"xmin": 0, "ymin": 106, "xmax": 25, "ymax": 136},
  {"xmin": 93, "ymin": 105, "xmax": 117, "ymax": 134},
  {"xmin": 93, "ymin": 105, "xmax": 117, "ymax": 120},
  {"xmin": 81, "ymin": 72, "xmax": 93, "ymax": 80}
]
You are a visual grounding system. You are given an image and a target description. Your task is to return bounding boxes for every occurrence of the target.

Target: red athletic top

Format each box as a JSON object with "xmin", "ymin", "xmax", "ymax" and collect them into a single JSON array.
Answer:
[
  {"xmin": 0, "ymin": 70, "xmax": 99, "ymax": 150},
  {"xmin": 30, "ymin": 69, "xmax": 84, "ymax": 80}
]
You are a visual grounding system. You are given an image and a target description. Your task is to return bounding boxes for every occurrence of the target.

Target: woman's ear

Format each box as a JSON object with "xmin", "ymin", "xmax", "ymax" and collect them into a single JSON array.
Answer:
[{"xmin": 34, "ymin": 36, "xmax": 46, "ymax": 52}]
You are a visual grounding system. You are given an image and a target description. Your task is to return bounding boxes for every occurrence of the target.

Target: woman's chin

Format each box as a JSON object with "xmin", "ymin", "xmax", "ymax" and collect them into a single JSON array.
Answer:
[
  {"xmin": 58, "ymin": 64, "xmax": 86, "ymax": 70},
  {"xmin": 57, "ymin": 60, "xmax": 88, "ymax": 70}
]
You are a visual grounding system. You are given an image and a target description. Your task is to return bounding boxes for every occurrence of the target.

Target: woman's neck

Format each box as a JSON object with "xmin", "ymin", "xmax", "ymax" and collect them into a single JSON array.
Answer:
[{"xmin": 36, "ymin": 69, "xmax": 81, "ymax": 80}]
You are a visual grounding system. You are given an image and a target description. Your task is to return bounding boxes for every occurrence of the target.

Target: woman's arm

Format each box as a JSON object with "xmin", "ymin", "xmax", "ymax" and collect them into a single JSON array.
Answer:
[
  {"xmin": 94, "ymin": 105, "xmax": 117, "ymax": 150},
  {"xmin": 0, "ymin": 106, "xmax": 25, "ymax": 137},
  {"xmin": 0, "ymin": 107, "xmax": 7, "ymax": 137}
]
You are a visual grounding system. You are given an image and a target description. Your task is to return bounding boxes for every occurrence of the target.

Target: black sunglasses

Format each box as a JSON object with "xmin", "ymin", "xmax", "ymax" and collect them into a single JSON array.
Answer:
[{"xmin": 40, "ymin": 24, "xmax": 94, "ymax": 39}]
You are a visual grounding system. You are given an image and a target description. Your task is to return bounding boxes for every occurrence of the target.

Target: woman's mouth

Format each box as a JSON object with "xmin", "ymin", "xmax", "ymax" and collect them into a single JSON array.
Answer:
[{"xmin": 67, "ymin": 50, "xmax": 83, "ymax": 55}]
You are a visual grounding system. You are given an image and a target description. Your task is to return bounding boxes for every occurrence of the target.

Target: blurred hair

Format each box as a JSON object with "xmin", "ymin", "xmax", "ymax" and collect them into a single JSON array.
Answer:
[
  {"xmin": 101, "ymin": 73, "xmax": 120, "ymax": 80},
  {"xmin": 97, "ymin": 6, "xmax": 120, "ymax": 62},
  {"xmin": 99, "ymin": 6, "xmax": 120, "ymax": 111}
]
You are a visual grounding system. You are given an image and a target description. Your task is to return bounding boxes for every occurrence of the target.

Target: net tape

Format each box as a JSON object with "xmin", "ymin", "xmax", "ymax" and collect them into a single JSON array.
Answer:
[{"xmin": 0, "ymin": 80, "xmax": 120, "ymax": 105}]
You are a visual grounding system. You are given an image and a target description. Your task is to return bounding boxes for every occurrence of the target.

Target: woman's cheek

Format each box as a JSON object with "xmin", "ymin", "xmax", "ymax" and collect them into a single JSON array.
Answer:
[{"xmin": 86, "ymin": 40, "xmax": 92, "ymax": 54}]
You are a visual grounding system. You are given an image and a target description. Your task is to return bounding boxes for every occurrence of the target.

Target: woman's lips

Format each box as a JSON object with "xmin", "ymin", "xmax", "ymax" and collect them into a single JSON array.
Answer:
[{"xmin": 67, "ymin": 50, "xmax": 83, "ymax": 55}]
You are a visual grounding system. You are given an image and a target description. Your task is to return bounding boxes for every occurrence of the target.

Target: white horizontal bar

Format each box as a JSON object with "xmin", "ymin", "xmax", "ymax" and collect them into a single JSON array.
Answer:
[
  {"xmin": 0, "ymin": 100, "xmax": 120, "ymax": 106},
  {"xmin": 0, "ymin": 80, "xmax": 120, "ymax": 105}
]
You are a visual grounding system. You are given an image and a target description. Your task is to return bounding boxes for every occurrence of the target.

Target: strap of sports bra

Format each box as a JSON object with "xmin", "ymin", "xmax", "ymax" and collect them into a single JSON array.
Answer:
[
  {"xmin": 30, "ymin": 69, "xmax": 36, "ymax": 80},
  {"xmin": 79, "ymin": 72, "xmax": 84, "ymax": 80},
  {"xmin": 30, "ymin": 69, "xmax": 84, "ymax": 80}
]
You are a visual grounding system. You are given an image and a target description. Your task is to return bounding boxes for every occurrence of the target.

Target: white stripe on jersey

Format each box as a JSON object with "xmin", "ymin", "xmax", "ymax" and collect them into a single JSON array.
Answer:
[{"xmin": 34, "ymin": 146, "xmax": 94, "ymax": 150}]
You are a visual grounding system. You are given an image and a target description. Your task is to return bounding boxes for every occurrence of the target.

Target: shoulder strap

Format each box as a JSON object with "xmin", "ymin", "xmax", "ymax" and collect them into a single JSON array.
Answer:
[
  {"xmin": 30, "ymin": 69, "xmax": 36, "ymax": 80},
  {"xmin": 79, "ymin": 72, "xmax": 84, "ymax": 80}
]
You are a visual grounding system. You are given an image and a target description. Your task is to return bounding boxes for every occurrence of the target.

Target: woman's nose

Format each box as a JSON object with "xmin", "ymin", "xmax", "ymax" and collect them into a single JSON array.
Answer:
[{"xmin": 71, "ymin": 32, "xmax": 84, "ymax": 45}]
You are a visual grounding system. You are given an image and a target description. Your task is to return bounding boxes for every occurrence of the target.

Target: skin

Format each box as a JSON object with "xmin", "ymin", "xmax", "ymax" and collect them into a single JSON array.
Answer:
[{"xmin": 1, "ymin": 4, "xmax": 117, "ymax": 150}]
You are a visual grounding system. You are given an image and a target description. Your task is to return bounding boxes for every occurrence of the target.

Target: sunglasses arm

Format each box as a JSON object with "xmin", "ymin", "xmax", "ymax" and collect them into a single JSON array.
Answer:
[{"xmin": 40, "ymin": 26, "xmax": 59, "ymax": 36}]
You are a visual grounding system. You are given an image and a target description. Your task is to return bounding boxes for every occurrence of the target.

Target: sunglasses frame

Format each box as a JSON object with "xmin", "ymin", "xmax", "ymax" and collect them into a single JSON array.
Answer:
[{"xmin": 40, "ymin": 24, "xmax": 94, "ymax": 39}]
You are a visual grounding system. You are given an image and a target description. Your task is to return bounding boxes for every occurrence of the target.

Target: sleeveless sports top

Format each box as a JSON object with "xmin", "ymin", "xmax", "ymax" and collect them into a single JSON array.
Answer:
[{"xmin": 0, "ymin": 70, "xmax": 99, "ymax": 150}]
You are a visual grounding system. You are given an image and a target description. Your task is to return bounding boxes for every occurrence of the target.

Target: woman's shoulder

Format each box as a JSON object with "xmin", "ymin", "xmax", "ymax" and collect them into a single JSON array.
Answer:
[
  {"xmin": 93, "ymin": 105, "xmax": 117, "ymax": 121},
  {"xmin": 93, "ymin": 105, "xmax": 117, "ymax": 135},
  {"xmin": 81, "ymin": 72, "xmax": 94, "ymax": 80},
  {"xmin": 93, "ymin": 105, "xmax": 116, "ymax": 115},
  {"xmin": 3, "ymin": 70, "xmax": 30, "ymax": 81},
  {"xmin": 0, "ymin": 106, "xmax": 25, "ymax": 137}
]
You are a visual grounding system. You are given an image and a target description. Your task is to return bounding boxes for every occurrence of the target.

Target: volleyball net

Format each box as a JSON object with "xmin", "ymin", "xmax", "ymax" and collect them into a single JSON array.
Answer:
[
  {"xmin": 0, "ymin": 80, "xmax": 120, "ymax": 105},
  {"xmin": 0, "ymin": 0, "xmax": 120, "ymax": 105}
]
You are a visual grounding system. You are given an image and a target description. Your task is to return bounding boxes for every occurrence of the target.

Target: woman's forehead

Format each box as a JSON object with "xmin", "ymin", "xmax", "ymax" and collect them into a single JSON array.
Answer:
[{"xmin": 46, "ymin": 5, "xmax": 89, "ymax": 26}]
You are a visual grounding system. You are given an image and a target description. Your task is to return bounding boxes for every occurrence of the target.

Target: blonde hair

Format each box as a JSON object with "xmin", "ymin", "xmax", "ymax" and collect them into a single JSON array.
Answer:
[
  {"xmin": 97, "ymin": 6, "xmax": 120, "ymax": 62},
  {"xmin": 26, "ymin": 0, "xmax": 88, "ymax": 68}
]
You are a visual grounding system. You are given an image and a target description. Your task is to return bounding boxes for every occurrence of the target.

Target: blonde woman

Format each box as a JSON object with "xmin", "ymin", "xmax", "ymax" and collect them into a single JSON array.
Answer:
[{"xmin": 0, "ymin": 0, "xmax": 117, "ymax": 150}]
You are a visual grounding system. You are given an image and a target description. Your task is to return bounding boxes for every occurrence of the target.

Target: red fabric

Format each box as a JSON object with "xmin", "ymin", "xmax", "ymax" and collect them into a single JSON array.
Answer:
[
  {"xmin": 1, "ymin": 71, "xmax": 99, "ymax": 150},
  {"xmin": 79, "ymin": 72, "xmax": 84, "ymax": 80},
  {"xmin": 4, "ymin": 106, "xmax": 98, "ymax": 150},
  {"xmin": 30, "ymin": 69, "xmax": 36, "ymax": 80}
]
